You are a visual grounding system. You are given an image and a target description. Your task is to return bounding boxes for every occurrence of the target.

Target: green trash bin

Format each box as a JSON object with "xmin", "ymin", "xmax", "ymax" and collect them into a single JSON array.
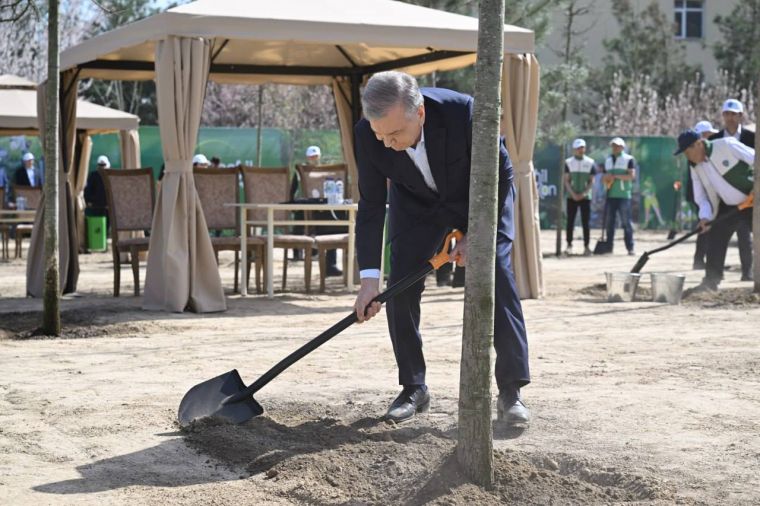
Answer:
[{"xmin": 86, "ymin": 215, "xmax": 107, "ymax": 252}]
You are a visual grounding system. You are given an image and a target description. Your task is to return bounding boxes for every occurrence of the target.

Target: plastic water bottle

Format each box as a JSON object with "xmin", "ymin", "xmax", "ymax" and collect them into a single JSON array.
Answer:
[
  {"xmin": 334, "ymin": 180, "xmax": 344, "ymax": 204},
  {"xmin": 323, "ymin": 177, "xmax": 336, "ymax": 204}
]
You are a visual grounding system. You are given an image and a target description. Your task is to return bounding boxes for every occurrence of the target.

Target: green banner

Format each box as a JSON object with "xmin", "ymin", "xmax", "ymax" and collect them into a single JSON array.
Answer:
[{"xmin": 534, "ymin": 136, "xmax": 694, "ymax": 231}]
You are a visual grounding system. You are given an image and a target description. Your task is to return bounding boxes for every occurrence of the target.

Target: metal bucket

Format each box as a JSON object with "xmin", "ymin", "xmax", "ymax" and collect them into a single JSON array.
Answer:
[
  {"xmin": 605, "ymin": 272, "xmax": 641, "ymax": 302},
  {"xmin": 650, "ymin": 273, "xmax": 686, "ymax": 304}
]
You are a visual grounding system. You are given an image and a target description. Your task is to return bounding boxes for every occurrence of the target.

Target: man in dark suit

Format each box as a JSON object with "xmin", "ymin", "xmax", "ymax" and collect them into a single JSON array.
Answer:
[
  {"xmin": 14, "ymin": 152, "xmax": 43, "ymax": 188},
  {"xmin": 708, "ymin": 98, "xmax": 755, "ymax": 281},
  {"xmin": 352, "ymin": 71, "xmax": 530, "ymax": 425}
]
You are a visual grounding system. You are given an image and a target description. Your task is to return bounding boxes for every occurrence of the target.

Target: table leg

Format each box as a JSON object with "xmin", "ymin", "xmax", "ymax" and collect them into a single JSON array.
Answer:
[
  {"xmin": 267, "ymin": 207, "xmax": 274, "ymax": 298},
  {"xmin": 347, "ymin": 208, "xmax": 355, "ymax": 288},
  {"xmin": 240, "ymin": 206, "xmax": 247, "ymax": 296}
]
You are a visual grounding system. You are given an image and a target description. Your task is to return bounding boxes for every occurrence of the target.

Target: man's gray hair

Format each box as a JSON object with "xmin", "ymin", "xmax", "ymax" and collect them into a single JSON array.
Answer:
[{"xmin": 361, "ymin": 71, "xmax": 424, "ymax": 121}]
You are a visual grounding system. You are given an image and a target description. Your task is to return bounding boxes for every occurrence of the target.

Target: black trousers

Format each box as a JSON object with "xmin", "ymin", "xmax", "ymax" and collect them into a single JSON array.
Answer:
[
  {"xmin": 566, "ymin": 198, "xmax": 591, "ymax": 247},
  {"xmin": 705, "ymin": 203, "xmax": 753, "ymax": 286},
  {"xmin": 694, "ymin": 214, "xmax": 751, "ymax": 276},
  {"xmin": 386, "ymin": 192, "xmax": 530, "ymax": 392}
]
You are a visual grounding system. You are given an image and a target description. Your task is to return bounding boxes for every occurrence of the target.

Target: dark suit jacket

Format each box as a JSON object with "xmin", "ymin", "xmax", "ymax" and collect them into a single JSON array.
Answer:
[
  {"xmin": 709, "ymin": 127, "xmax": 755, "ymax": 148},
  {"xmin": 14, "ymin": 165, "xmax": 43, "ymax": 187},
  {"xmin": 354, "ymin": 87, "xmax": 513, "ymax": 270}
]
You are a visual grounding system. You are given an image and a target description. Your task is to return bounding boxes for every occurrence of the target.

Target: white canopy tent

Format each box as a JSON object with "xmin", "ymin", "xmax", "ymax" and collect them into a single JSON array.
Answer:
[
  {"xmin": 58, "ymin": 0, "xmax": 543, "ymax": 312},
  {"xmin": 0, "ymin": 74, "xmax": 141, "ymax": 296}
]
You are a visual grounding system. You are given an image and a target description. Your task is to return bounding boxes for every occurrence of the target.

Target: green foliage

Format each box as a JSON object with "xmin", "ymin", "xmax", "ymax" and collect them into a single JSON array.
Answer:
[
  {"xmin": 595, "ymin": 0, "xmax": 700, "ymax": 101},
  {"xmin": 78, "ymin": 0, "xmax": 172, "ymax": 124},
  {"xmin": 713, "ymin": 0, "xmax": 760, "ymax": 92}
]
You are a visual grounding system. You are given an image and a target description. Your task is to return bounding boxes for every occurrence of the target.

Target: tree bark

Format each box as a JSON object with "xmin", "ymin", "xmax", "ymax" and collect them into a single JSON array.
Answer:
[
  {"xmin": 754, "ymin": 78, "xmax": 760, "ymax": 293},
  {"xmin": 456, "ymin": 0, "xmax": 503, "ymax": 489},
  {"xmin": 42, "ymin": 0, "xmax": 60, "ymax": 336}
]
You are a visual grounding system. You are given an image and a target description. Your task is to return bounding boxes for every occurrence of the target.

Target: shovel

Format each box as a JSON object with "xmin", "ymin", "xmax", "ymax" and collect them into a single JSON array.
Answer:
[
  {"xmin": 177, "ymin": 230, "xmax": 464, "ymax": 428},
  {"xmin": 630, "ymin": 194, "xmax": 754, "ymax": 274}
]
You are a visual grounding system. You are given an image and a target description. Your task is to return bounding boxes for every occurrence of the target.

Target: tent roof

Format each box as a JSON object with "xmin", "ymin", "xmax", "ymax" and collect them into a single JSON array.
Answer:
[
  {"xmin": 0, "ymin": 76, "xmax": 140, "ymax": 134},
  {"xmin": 0, "ymin": 74, "xmax": 37, "ymax": 89},
  {"xmin": 60, "ymin": 0, "xmax": 534, "ymax": 85}
]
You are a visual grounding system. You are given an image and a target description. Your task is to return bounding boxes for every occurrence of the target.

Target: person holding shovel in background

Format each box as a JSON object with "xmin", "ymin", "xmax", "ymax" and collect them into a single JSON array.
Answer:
[
  {"xmin": 674, "ymin": 129, "xmax": 754, "ymax": 293},
  {"xmin": 602, "ymin": 137, "xmax": 636, "ymax": 255},
  {"xmin": 352, "ymin": 71, "xmax": 530, "ymax": 425}
]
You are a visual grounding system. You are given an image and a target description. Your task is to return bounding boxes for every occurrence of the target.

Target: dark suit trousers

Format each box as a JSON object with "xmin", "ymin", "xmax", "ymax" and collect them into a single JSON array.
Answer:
[
  {"xmin": 705, "ymin": 203, "xmax": 753, "ymax": 286},
  {"xmin": 385, "ymin": 190, "xmax": 530, "ymax": 392}
]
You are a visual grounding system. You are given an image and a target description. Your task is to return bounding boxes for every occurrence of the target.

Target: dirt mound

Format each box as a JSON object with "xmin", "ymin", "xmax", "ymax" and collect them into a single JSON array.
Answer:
[
  {"xmin": 682, "ymin": 287, "xmax": 760, "ymax": 308},
  {"xmin": 0, "ymin": 307, "xmax": 180, "ymax": 340},
  {"xmin": 184, "ymin": 401, "xmax": 683, "ymax": 505}
]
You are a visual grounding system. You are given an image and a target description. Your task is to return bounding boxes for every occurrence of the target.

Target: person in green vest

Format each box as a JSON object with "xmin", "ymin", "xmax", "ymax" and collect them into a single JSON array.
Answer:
[
  {"xmin": 602, "ymin": 137, "xmax": 636, "ymax": 255},
  {"xmin": 674, "ymin": 129, "xmax": 754, "ymax": 292},
  {"xmin": 564, "ymin": 138, "xmax": 596, "ymax": 255}
]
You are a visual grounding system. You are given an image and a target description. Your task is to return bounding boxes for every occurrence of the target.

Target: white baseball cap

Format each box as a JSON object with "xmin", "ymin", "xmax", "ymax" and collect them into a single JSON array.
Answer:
[
  {"xmin": 693, "ymin": 120, "xmax": 718, "ymax": 135},
  {"xmin": 609, "ymin": 137, "xmax": 626, "ymax": 148},
  {"xmin": 192, "ymin": 153, "xmax": 210, "ymax": 165},
  {"xmin": 571, "ymin": 138, "xmax": 586, "ymax": 149},
  {"xmin": 722, "ymin": 99, "xmax": 744, "ymax": 114},
  {"xmin": 96, "ymin": 155, "xmax": 111, "ymax": 167},
  {"xmin": 22, "ymin": 152, "xmax": 34, "ymax": 162},
  {"xmin": 305, "ymin": 146, "xmax": 321, "ymax": 158}
]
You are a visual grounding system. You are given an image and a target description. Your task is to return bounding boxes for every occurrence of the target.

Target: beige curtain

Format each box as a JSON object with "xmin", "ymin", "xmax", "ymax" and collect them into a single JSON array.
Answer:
[
  {"xmin": 74, "ymin": 132, "xmax": 93, "ymax": 252},
  {"xmin": 143, "ymin": 36, "xmax": 225, "ymax": 313},
  {"xmin": 119, "ymin": 128, "xmax": 141, "ymax": 168},
  {"xmin": 26, "ymin": 70, "xmax": 80, "ymax": 296},
  {"xmin": 500, "ymin": 54, "xmax": 543, "ymax": 299},
  {"xmin": 332, "ymin": 77, "xmax": 358, "ymax": 200}
]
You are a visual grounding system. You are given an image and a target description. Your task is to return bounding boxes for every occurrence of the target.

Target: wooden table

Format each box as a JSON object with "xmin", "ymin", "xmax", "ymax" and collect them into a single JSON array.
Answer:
[
  {"xmin": 227, "ymin": 203, "xmax": 359, "ymax": 298},
  {"xmin": 0, "ymin": 209, "xmax": 36, "ymax": 260}
]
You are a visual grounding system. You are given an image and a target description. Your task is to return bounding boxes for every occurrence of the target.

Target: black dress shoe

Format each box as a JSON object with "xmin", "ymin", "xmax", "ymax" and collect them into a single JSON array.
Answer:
[
  {"xmin": 741, "ymin": 273, "xmax": 753, "ymax": 282},
  {"xmin": 385, "ymin": 385, "xmax": 430, "ymax": 423},
  {"xmin": 497, "ymin": 389, "xmax": 530, "ymax": 425},
  {"xmin": 326, "ymin": 265, "xmax": 343, "ymax": 277}
]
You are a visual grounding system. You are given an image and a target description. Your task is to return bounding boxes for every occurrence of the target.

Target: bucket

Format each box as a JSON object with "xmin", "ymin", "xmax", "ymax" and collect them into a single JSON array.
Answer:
[
  {"xmin": 605, "ymin": 272, "xmax": 641, "ymax": 302},
  {"xmin": 650, "ymin": 273, "xmax": 685, "ymax": 304}
]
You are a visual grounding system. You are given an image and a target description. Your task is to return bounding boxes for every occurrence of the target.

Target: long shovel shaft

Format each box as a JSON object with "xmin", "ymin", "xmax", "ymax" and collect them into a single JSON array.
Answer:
[{"xmin": 225, "ymin": 263, "xmax": 435, "ymax": 404}]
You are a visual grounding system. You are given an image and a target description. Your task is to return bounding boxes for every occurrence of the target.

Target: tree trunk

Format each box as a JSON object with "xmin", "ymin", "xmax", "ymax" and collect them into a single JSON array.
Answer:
[
  {"xmin": 42, "ymin": 0, "xmax": 61, "ymax": 336},
  {"xmin": 256, "ymin": 85, "xmax": 264, "ymax": 166},
  {"xmin": 456, "ymin": 0, "xmax": 503, "ymax": 488},
  {"xmin": 754, "ymin": 78, "xmax": 760, "ymax": 293}
]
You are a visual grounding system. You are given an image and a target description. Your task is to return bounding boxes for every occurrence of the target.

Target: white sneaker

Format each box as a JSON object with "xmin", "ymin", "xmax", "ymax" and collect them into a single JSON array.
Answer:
[{"xmin": 564, "ymin": 245, "xmax": 573, "ymax": 256}]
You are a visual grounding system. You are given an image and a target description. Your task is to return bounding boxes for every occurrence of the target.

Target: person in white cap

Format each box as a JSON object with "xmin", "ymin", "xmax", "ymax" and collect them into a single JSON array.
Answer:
[
  {"xmin": 707, "ymin": 99, "xmax": 755, "ymax": 280},
  {"xmin": 601, "ymin": 137, "xmax": 636, "ymax": 255},
  {"xmin": 694, "ymin": 120, "xmax": 719, "ymax": 140},
  {"xmin": 305, "ymin": 145, "xmax": 321, "ymax": 166},
  {"xmin": 192, "ymin": 153, "xmax": 210, "ymax": 169},
  {"xmin": 563, "ymin": 138, "xmax": 596, "ymax": 255},
  {"xmin": 85, "ymin": 155, "xmax": 113, "ymax": 218},
  {"xmin": 15, "ymin": 152, "xmax": 43, "ymax": 188},
  {"xmin": 710, "ymin": 99, "xmax": 755, "ymax": 148}
]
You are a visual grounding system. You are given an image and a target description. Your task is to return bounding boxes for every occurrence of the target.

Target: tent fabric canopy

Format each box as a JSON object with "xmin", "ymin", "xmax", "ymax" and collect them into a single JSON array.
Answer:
[
  {"xmin": 0, "ymin": 77, "xmax": 139, "ymax": 133},
  {"xmin": 60, "ymin": 0, "xmax": 533, "ymax": 85},
  {"xmin": 56, "ymin": 0, "xmax": 543, "ymax": 310}
]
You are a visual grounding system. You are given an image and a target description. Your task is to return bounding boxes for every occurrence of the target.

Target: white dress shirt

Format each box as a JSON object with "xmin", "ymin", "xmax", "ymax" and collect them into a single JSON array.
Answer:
[
  {"xmin": 26, "ymin": 166, "xmax": 36, "ymax": 187},
  {"xmin": 360, "ymin": 127, "xmax": 437, "ymax": 280}
]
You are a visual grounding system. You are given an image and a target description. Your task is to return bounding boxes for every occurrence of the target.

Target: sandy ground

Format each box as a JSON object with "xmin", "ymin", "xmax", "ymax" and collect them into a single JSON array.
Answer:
[{"xmin": 1, "ymin": 229, "xmax": 759, "ymax": 505}]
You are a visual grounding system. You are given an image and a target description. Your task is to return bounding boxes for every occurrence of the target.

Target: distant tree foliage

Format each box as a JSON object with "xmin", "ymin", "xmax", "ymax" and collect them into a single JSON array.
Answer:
[
  {"xmin": 595, "ymin": 0, "xmax": 700, "ymax": 102},
  {"xmin": 713, "ymin": 0, "xmax": 760, "ymax": 93}
]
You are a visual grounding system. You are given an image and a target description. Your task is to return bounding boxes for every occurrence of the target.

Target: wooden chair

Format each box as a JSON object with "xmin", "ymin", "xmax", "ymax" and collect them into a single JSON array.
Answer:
[
  {"xmin": 100, "ymin": 168, "xmax": 154, "ymax": 297},
  {"xmin": 241, "ymin": 166, "xmax": 315, "ymax": 293},
  {"xmin": 295, "ymin": 164, "xmax": 350, "ymax": 291},
  {"xmin": 193, "ymin": 167, "xmax": 265, "ymax": 293},
  {"xmin": 12, "ymin": 186, "xmax": 42, "ymax": 258}
]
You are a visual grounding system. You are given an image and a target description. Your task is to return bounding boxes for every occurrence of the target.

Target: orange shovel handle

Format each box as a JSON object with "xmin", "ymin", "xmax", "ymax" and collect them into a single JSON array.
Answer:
[{"xmin": 429, "ymin": 230, "xmax": 465, "ymax": 270}]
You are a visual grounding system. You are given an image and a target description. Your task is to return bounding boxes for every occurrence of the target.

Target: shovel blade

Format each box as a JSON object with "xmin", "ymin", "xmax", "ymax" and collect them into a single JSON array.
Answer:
[{"xmin": 178, "ymin": 369, "xmax": 263, "ymax": 428}]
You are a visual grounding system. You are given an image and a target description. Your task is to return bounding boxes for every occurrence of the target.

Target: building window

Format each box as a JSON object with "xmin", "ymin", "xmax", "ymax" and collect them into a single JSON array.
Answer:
[{"xmin": 674, "ymin": 0, "xmax": 703, "ymax": 39}]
